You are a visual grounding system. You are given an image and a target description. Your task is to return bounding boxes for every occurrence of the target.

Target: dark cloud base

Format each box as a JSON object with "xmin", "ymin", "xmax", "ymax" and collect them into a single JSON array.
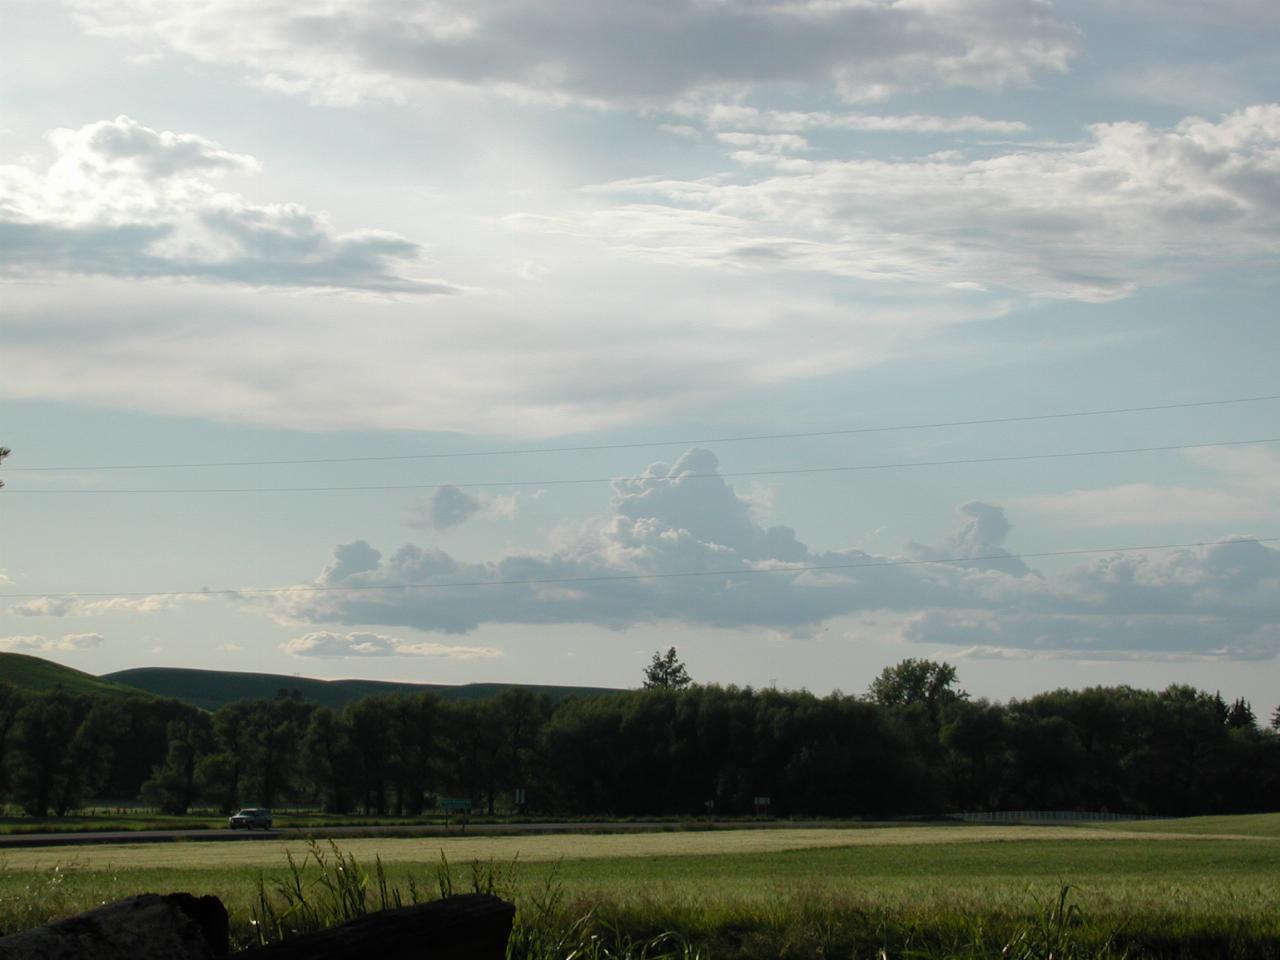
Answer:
[{"xmin": 276, "ymin": 449, "xmax": 1280, "ymax": 660}]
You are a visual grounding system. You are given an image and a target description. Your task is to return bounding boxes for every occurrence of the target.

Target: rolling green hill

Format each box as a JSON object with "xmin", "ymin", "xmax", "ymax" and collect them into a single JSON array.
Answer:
[
  {"xmin": 0, "ymin": 651, "xmax": 151, "ymax": 698},
  {"xmin": 104, "ymin": 665, "xmax": 621, "ymax": 711}
]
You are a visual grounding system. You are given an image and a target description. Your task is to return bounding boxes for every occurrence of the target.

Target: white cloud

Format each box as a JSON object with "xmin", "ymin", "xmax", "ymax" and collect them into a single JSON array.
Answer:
[
  {"xmin": 715, "ymin": 133, "xmax": 811, "ymax": 154},
  {"xmin": 10, "ymin": 593, "xmax": 190, "ymax": 616},
  {"xmin": 281, "ymin": 630, "xmax": 501, "ymax": 659},
  {"xmin": 691, "ymin": 104, "xmax": 1029, "ymax": 135},
  {"xmin": 0, "ymin": 632, "xmax": 105, "ymax": 652},
  {"xmin": 0, "ymin": 116, "xmax": 458, "ymax": 293},
  {"xmin": 1014, "ymin": 446, "xmax": 1280, "ymax": 527},
  {"xmin": 70, "ymin": 0, "xmax": 1077, "ymax": 107},
  {"xmin": 1, "ymin": 269, "xmax": 1000, "ymax": 434},
  {"xmin": 548, "ymin": 105, "xmax": 1280, "ymax": 302},
  {"xmin": 660, "ymin": 124, "xmax": 702, "ymax": 140},
  {"xmin": 11, "ymin": 597, "xmax": 80, "ymax": 617},
  {"xmin": 272, "ymin": 448, "xmax": 1280, "ymax": 659}
]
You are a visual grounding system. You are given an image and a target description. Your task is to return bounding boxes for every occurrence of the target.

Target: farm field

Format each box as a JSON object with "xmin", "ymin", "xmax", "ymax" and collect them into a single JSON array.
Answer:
[{"xmin": 1, "ymin": 818, "xmax": 1277, "ymax": 957}]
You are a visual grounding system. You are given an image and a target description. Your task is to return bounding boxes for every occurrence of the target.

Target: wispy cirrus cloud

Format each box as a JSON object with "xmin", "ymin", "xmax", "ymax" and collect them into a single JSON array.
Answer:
[
  {"xmin": 10, "ymin": 594, "xmax": 192, "ymax": 616},
  {"xmin": 281, "ymin": 630, "xmax": 500, "ymax": 659},
  {"xmin": 687, "ymin": 103, "xmax": 1030, "ymax": 135},
  {"xmin": 70, "ymin": 0, "xmax": 1077, "ymax": 107},
  {"xmin": 1014, "ymin": 446, "xmax": 1280, "ymax": 528},
  {"xmin": 531, "ymin": 105, "xmax": 1280, "ymax": 303}
]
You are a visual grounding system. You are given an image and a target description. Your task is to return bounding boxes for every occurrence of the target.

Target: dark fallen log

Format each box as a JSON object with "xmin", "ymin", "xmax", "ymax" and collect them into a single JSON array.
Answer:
[
  {"xmin": 242, "ymin": 893, "xmax": 515, "ymax": 960},
  {"xmin": 0, "ymin": 892, "xmax": 228, "ymax": 960}
]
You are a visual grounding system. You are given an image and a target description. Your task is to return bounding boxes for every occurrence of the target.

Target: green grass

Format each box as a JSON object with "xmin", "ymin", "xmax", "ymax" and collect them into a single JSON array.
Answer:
[
  {"xmin": 0, "ymin": 652, "xmax": 149, "ymax": 699},
  {"xmin": 1091, "ymin": 812, "xmax": 1280, "ymax": 838},
  {"xmin": 1, "ymin": 819, "xmax": 1277, "ymax": 957}
]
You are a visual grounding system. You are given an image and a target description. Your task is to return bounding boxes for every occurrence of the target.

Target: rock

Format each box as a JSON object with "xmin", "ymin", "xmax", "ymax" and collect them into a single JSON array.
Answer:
[
  {"xmin": 242, "ymin": 893, "xmax": 515, "ymax": 960},
  {"xmin": 0, "ymin": 893, "xmax": 228, "ymax": 959}
]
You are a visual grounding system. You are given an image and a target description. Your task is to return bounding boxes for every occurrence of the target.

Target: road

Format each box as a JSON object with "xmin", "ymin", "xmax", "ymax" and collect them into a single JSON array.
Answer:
[{"xmin": 0, "ymin": 819, "xmax": 814, "ymax": 849}]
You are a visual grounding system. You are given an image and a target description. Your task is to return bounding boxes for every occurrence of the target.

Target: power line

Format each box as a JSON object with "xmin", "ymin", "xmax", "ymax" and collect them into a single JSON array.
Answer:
[
  {"xmin": 5, "ymin": 435, "xmax": 1279, "ymax": 494},
  {"xmin": 8, "ymin": 393, "xmax": 1280, "ymax": 473},
  {"xmin": 2, "ymin": 536, "xmax": 1275, "ymax": 601}
]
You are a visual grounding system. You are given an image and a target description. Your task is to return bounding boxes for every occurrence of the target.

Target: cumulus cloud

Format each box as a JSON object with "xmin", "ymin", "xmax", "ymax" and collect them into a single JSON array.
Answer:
[
  {"xmin": 70, "ymin": 0, "xmax": 1076, "ymax": 107},
  {"xmin": 539, "ymin": 105, "xmax": 1280, "ymax": 302},
  {"xmin": 0, "ymin": 633, "xmax": 105, "ymax": 652},
  {"xmin": 906, "ymin": 501, "xmax": 1030, "ymax": 574},
  {"xmin": 281, "ymin": 630, "xmax": 500, "ymax": 659},
  {"xmin": 269, "ymin": 447, "xmax": 1280, "ymax": 659},
  {"xmin": 0, "ymin": 116, "xmax": 458, "ymax": 293}
]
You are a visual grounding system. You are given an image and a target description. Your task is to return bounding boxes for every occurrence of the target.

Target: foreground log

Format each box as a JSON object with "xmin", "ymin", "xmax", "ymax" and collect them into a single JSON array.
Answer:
[
  {"xmin": 243, "ymin": 893, "xmax": 515, "ymax": 960},
  {"xmin": 0, "ymin": 893, "xmax": 228, "ymax": 960}
]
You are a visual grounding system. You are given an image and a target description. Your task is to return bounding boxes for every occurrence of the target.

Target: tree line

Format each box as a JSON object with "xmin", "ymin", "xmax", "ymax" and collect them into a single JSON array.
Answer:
[{"xmin": 0, "ymin": 659, "xmax": 1277, "ymax": 819}]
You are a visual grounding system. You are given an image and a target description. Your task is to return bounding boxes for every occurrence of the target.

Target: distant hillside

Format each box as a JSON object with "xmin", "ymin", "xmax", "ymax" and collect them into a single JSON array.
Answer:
[
  {"xmin": 0, "ymin": 651, "xmax": 151, "ymax": 699},
  {"xmin": 103, "ymin": 665, "xmax": 622, "ymax": 712}
]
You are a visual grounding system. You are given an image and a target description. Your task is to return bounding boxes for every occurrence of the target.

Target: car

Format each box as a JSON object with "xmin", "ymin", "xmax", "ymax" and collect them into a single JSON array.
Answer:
[{"xmin": 228, "ymin": 807, "xmax": 273, "ymax": 830}]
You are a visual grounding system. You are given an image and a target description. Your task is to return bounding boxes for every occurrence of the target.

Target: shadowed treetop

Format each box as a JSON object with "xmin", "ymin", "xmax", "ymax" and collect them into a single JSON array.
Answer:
[{"xmin": 643, "ymin": 647, "xmax": 692, "ymax": 690}]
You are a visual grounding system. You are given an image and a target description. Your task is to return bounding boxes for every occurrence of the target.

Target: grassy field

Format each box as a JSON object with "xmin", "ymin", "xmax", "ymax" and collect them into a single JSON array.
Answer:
[
  {"xmin": 1, "ymin": 818, "xmax": 1277, "ymax": 957},
  {"xmin": 1091, "ymin": 812, "xmax": 1280, "ymax": 838},
  {"xmin": 0, "ymin": 651, "xmax": 147, "ymax": 699}
]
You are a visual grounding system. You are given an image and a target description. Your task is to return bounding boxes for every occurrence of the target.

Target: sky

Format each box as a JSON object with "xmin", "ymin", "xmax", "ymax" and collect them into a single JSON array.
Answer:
[{"xmin": 2, "ymin": 0, "xmax": 1279, "ymax": 711}]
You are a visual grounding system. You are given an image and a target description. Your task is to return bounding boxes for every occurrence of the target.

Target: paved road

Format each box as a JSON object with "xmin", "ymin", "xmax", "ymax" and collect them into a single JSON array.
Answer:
[{"xmin": 0, "ymin": 820, "xmax": 814, "ymax": 849}]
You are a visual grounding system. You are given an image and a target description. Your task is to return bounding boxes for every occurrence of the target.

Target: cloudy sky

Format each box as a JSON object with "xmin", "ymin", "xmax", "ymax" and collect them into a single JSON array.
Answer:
[{"xmin": 2, "ymin": 0, "xmax": 1279, "ymax": 709}]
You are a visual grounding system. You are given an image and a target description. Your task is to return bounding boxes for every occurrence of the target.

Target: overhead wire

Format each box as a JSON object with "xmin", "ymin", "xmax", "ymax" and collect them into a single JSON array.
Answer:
[
  {"xmin": 6, "ymin": 392, "xmax": 1280, "ymax": 473},
  {"xmin": 4, "ymin": 435, "xmax": 1278, "ymax": 494}
]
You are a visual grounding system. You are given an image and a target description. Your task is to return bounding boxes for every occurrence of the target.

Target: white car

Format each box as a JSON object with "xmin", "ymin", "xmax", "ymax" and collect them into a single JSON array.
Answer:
[{"xmin": 228, "ymin": 807, "xmax": 273, "ymax": 830}]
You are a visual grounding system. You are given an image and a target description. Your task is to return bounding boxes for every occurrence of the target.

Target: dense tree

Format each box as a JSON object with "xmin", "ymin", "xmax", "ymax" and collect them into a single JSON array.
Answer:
[
  {"xmin": 302, "ymin": 707, "xmax": 356, "ymax": 814},
  {"xmin": 441, "ymin": 699, "xmax": 504, "ymax": 813},
  {"xmin": 493, "ymin": 688, "xmax": 550, "ymax": 809},
  {"xmin": 869, "ymin": 659, "xmax": 965, "ymax": 719},
  {"xmin": 940, "ymin": 699, "xmax": 1007, "ymax": 811},
  {"xmin": 643, "ymin": 647, "xmax": 692, "ymax": 690},
  {"xmin": 0, "ymin": 682, "xmax": 25, "ymax": 797},
  {"xmin": 197, "ymin": 702, "xmax": 254, "ymax": 813},
  {"xmin": 142, "ymin": 718, "xmax": 211, "ymax": 814},
  {"xmin": 346, "ymin": 696, "xmax": 394, "ymax": 815},
  {"xmin": 103, "ymin": 696, "xmax": 204, "ymax": 799},
  {"xmin": 386, "ymin": 694, "xmax": 439, "ymax": 816},
  {"xmin": 1226, "ymin": 697, "xmax": 1256, "ymax": 729},
  {"xmin": 3, "ymin": 669, "xmax": 1279, "ymax": 821},
  {"xmin": 8, "ymin": 692, "xmax": 112, "ymax": 816}
]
